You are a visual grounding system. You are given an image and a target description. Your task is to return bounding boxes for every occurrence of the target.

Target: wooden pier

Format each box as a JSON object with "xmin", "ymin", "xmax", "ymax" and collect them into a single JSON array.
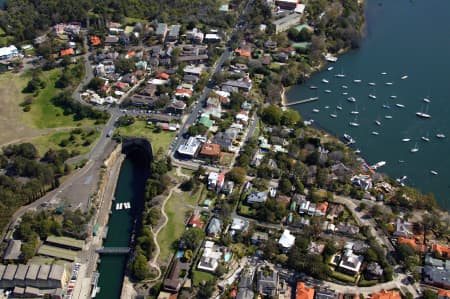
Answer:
[{"xmin": 285, "ymin": 97, "xmax": 319, "ymax": 106}]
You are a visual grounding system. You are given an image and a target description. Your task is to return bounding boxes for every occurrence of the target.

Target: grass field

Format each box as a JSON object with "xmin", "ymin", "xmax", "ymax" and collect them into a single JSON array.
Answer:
[
  {"xmin": 115, "ymin": 121, "xmax": 175, "ymax": 154},
  {"xmin": 192, "ymin": 269, "xmax": 215, "ymax": 286},
  {"xmin": 157, "ymin": 186, "xmax": 204, "ymax": 264},
  {"xmin": 24, "ymin": 69, "xmax": 95, "ymax": 129},
  {"xmin": 32, "ymin": 129, "xmax": 101, "ymax": 156}
]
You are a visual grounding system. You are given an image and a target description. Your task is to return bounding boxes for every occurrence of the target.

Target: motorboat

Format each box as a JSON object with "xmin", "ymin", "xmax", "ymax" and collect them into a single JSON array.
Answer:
[
  {"xmin": 385, "ymin": 82, "xmax": 393, "ymax": 85},
  {"xmin": 342, "ymin": 92, "xmax": 348, "ymax": 96},
  {"xmin": 430, "ymin": 170, "xmax": 438, "ymax": 175},
  {"xmin": 421, "ymin": 136, "xmax": 430, "ymax": 142},
  {"xmin": 402, "ymin": 138, "xmax": 411, "ymax": 142},
  {"xmin": 384, "ymin": 115, "xmax": 393, "ymax": 119},
  {"xmin": 390, "ymin": 95, "xmax": 397, "ymax": 99},
  {"xmin": 343, "ymin": 134, "xmax": 355, "ymax": 144},
  {"xmin": 328, "ymin": 66, "xmax": 334, "ymax": 71},
  {"xmin": 371, "ymin": 161, "xmax": 386, "ymax": 169},
  {"xmin": 423, "ymin": 97, "xmax": 431, "ymax": 103},
  {"xmin": 310, "ymin": 85, "xmax": 318, "ymax": 89},
  {"xmin": 401, "ymin": 75, "xmax": 408, "ymax": 79},
  {"xmin": 349, "ymin": 116, "xmax": 360, "ymax": 127},
  {"xmin": 350, "ymin": 110, "xmax": 359, "ymax": 115},
  {"xmin": 347, "ymin": 97, "xmax": 356, "ymax": 102},
  {"xmin": 336, "ymin": 105, "xmax": 343, "ymax": 110},
  {"xmin": 330, "ymin": 113, "xmax": 337, "ymax": 118},
  {"xmin": 372, "ymin": 131, "xmax": 379, "ymax": 135},
  {"xmin": 396, "ymin": 103, "xmax": 405, "ymax": 108},
  {"xmin": 355, "ymin": 149, "xmax": 361, "ymax": 154},
  {"xmin": 353, "ymin": 79, "xmax": 362, "ymax": 83},
  {"xmin": 374, "ymin": 120, "xmax": 381, "ymax": 126},
  {"xmin": 436, "ymin": 133, "xmax": 446, "ymax": 139},
  {"xmin": 324, "ymin": 106, "xmax": 330, "ymax": 109},
  {"xmin": 322, "ymin": 78, "xmax": 329, "ymax": 83},
  {"xmin": 410, "ymin": 143, "xmax": 419, "ymax": 153},
  {"xmin": 368, "ymin": 82, "xmax": 376, "ymax": 86},
  {"xmin": 369, "ymin": 94, "xmax": 376, "ymax": 99},
  {"xmin": 381, "ymin": 72, "xmax": 387, "ymax": 75},
  {"xmin": 382, "ymin": 104, "xmax": 391, "ymax": 109},
  {"xmin": 341, "ymin": 85, "xmax": 348, "ymax": 89},
  {"xmin": 324, "ymin": 89, "xmax": 332, "ymax": 93},
  {"xmin": 312, "ymin": 108, "xmax": 320, "ymax": 113},
  {"xmin": 416, "ymin": 112, "xmax": 431, "ymax": 118}
]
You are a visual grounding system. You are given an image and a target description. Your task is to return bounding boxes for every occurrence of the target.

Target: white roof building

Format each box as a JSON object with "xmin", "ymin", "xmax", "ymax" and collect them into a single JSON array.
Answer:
[
  {"xmin": 0, "ymin": 45, "xmax": 19, "ymax": 60},
  {"xmin": 177, "ymin": 137, "xmax": 202, "ymax": 157},
  {"xmin": 197, "ymin": 241, "xmax": 223, "ymax": 272},
  {"xmin": 184, "ymin": 65, "xmax": 204, "ymax": 76},
  {"xmin": 339, "ymin": 249, "xmax": 363, "ymax": 274},
  {"xmin": 278, "ymin": 230, "xmax": 295, "ymax": 250}
]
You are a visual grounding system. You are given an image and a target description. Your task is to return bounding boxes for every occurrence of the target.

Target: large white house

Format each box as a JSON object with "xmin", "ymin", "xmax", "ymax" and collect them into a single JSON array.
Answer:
[{"xmin": 0, "ymin": 46, "xmax": 19, "ymax": 60}]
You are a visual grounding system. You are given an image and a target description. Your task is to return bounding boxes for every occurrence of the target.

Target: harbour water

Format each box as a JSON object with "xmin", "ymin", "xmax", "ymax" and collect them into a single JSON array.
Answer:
[
  {"xmin": 287, "ymin": 0, "xmax": 450, "ymax": 210},
  {"xmin": 96, "ymin": 153, "xmax": 149, "ymax": 299}
]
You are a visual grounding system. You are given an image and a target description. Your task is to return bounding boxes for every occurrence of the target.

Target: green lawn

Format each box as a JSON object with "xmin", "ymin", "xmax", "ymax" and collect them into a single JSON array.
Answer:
[
  {"xmin": 24, "ymin": 69, "xmax": 95, "ymax": 129},
  {"xmin": 192, "ymin": 269, "xmax": 215, "ymax": 286},
  {"xmin": 238, "ymin": 202, "xmax": 256, "ymax": 217},
  {"xmin": 32, "ymin": 129, "xmax": 101, "ymax": 156},
  {"xmin": 115, "ymin": 121, "xmax": 175, "ymax": 154}
]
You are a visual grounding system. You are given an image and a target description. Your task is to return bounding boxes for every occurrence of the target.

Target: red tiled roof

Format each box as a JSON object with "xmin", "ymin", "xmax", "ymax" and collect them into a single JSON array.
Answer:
[
  {"xmin": 90, "ymin": 36, "xmax": 101, "ymax": 46},
  {"xmin": 371, "ymin": 290, "xmax": 401, "ymax": 299},
  {"xmin": 156, "ymin": 72, "xmax": 170, "ymax": 80},
  {"xmin": 60, "ymin": 48, "xmax": 74, "ymax": 56},
  {"xmin": 234, "ymin": 48, "xmax": 251, "ymax": 57},
  {"xmin": 432, "ymin": 243, "xmax": 450, "ymax": 258},
  {"xmin": 188, "ymin": 214, "xmax": 204, "ymax": 228},
  {"xmin": 296, "ymin": 282, "xmax": 315, "ymax": 299},
  {"xmin": 398, "ymin": 237, "xmax": 426, "ymax": 253},
  {"xmin": 200, "ymin": 143, "xmax": 221, "ymax": 156}
]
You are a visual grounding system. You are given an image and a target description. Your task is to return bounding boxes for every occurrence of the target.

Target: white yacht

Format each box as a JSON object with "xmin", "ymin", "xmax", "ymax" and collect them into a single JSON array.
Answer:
[
  {"xmin": 381, "ymin": 72, "xmax": 388, "ymax": 75},
  {"xmin": 401, "ymin": 75, "xmax": 408, "ymax": 80},
  {"xmin": 416, "ymin": 104, "xmax": 431, "ymax": 118},
  {"xmin": 347, "ymin": 97, "xmax": 356, "ymax": 102},
  {"xmin": 349, "ymin": 116, "xmax": 360, "ymax": 127},
  {"xmin": 330, "ymin": 112, "xmax": 337, "ymax": 118},
  {"xmin": 328, "ymin": 66, "xmax": 334, "ymax": 71},
  {"xmin": 374, "ymin": 120, "xmax": 381, "ymax": 126},
  {"xmin": 396, "ymin": 103, "xmax": 405, "ymax": 108},
  {"xmin": 353, "ymin": 79, "xmax": 362, "ymax": 83},
  {"xmin": 385, "ymin": 82, "xmax": 393, "ymax": 86},
  {"xmin": 390, "ymin": 95, "xmax": 397, "ymax": 99},
  {"xmin": 324, "ymin": 106, "xmax": 330, "ymax": 109},
  {"xmin": 341, "ymin": 85, "xmax": 348, "ymax": 89},
  {"xmin": 310, "ymin": 85, "xmax": 318, "ymax": 90},
  {"xmin": 423, "ymin": 97, "xmax": 431, "ymax": 103},
  {"xmin": 421, "ymin": 133, "xmax": 430, "ymax": 142},
  {"xmin": 369, "ymin": 94, "xmax": 376, "ymax": 99},
  {"xmin": 312, "ymin": 108, "xmax": 320, "ymax": 113},
  {"xmin": 342, "ymin": 92, "xmax": 348, "ymax": 96},
  {"xmin": 436, "ymin": 133, "xmax": 446, "ymax": 139},
  {"xmin": 384, "ymin": 115, "xmax": 393, "ymax": 119},
  {"xmin": 343, "ymin": 133, "xmax": 355, "ymax": 144},
  {"xmin": 336, "ymin": 105, "xmax": 343, "ymax": 110},
  {"xmin": 410, "ymin": 143, "xmax": 419, "ymax": 153},
  {"xmin": 402, "ymin": 138, "xmax": 411, "ymax": 142},
  {"xmin": 372, "ymin": 131, "xmax": 379, "ymax": 135},
  {"xmin": 368, "ymin": 82, "xmax": 376, "ymax": 86},
  {"xmin": 322, "ymin": 78, "xmax": 329, "ymax": 84},
  {"xmin": 324, "ymin": 89, "xmax": 332, "ymax": 93},
  {"xmin": 382, "ymin": 104, "xmax": 391, "ymax": 109},
  {"xmin": 430, "ymin": 170, "xmax": 438, "ymax": 175}
]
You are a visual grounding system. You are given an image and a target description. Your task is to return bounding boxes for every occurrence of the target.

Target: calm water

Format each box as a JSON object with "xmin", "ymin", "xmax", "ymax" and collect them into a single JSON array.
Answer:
[
  {"xmin": 96, "ymin": 154, "xmax": 149, "ymax": 299},
  {"xmin": 288, "ymin": 0, "xmax": 450, "ymax": 210}
]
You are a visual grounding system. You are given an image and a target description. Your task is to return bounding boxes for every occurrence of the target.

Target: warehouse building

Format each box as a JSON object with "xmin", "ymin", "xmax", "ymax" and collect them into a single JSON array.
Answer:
[{"xmin": 0, "ymin": 263, "xmax": 69, "ymax": 289}]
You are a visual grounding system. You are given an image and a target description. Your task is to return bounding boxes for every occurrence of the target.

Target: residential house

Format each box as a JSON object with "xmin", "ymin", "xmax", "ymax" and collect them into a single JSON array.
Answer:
[
  {"xmin": 308, "ymin": 242, "xmax": 325, "ymax": 255},
  {"xmin": 366, "ymin": 262, "xmax": 383, "ymax": 279},
  {"xmin": 104, "ymin": 35, "xmax": 119, "ymax": 45},
  {"xmin": 177, "ymin": 137, "xmax": 202, "ymax": 158},
  {"xmin": 237, "ymin": 268, "xmax": 255, "ymax": 299},
  {"xmin": 222, "ymin": 79, "xmax": 252, "ymax": 92},
  {"xmin": 432, "ymin": 244, "xmax": 450, "ymax": 259},
  {"xmin": 207, "ymin": 217, "xmax": 222, "ymax": 237},
  {"xmin": 397, "ymin": 237, "xmax": 426, "ymax": 253},
  {"xmin": 230, "ymin": 218, "xmax": 248, "ymax": 233},
  {"xmin": 338, "ymin": 249, "xmax": 363, "ymax": 275},
  {"xmin": 335, "ymin": 222, "xmax": 360, "ymax": 236},
  {"xmin": 167, "ymin": 25, "xmax": 181, "ymax": 42},
  {"xmin": 186, "ymin": 28, "xmax": 204, "ymax": 43},
  {"xmin": 199, "ymin": 143, "xmax": 221, "ymax": 162},
  {"xmin": 177, "ymin": 54, "xmax": 208, "ymax": 64},
  {"xmin": 156, "ymin": 23, "xmax": 168, "ymax": 39},
  {"xmin": 370, "ymin": 290, "xmax": 401, "ymax": 299},
  {"xmin": 247, "ymin": 191, "xmax": 268, "ymax": 205},
  {"xmin": 251, "ymin": 232, "xmax": 269, "ymax": 245},
  {"xmin": 167, "ymin": 99, "xmax": 187, "ymax": 115},
  {"xmin": 278, "ymin": 230, "xmax": 295, "ymax": 252},
  {"xmin": 204, "ymin": 33, "xmax": 221, "ymax": 43},
  {"xmin": 423, "ymin": 266, "xmax": 450, "ymax": 289},
  {"xmin": 221, "ymin": 181, "xmax": 234, "ymax": 195},
  {"xmin": 163, "ymin": 259, "xmax": 189, "ymax": 292},
  {"xmin": 315, "ymin": 289, "xmax": 337, "ymax": 299},
  {"xmin": 183, "ymin": 74, "xmax": 199, "ymax": 84},
  {"xmin": 187, "ymin": 213, "xmax": 205, "ymax": 229},
  {"xmin": 60, "ymin": 48, "xmax": 74, "ymax": 57},
  {"xmin": 295, "ymin": 282, "xmax": 314, "ymax": 299},
  {"xmin": 351, "ymin": 174, "xmax": 373, "ymax": 191},
  {"xmin": 326, "ymin": 204, "xmax": 344, "ymax": 220},
  {"xmin": 438, "ymin": 290, "xmax": 450, "ymax": 299},
  {"xmin": 197, "ymin": 241, "xmax": 223, "ymax": 272},
  {"xmin": 272, "ymin": 13, "xmax": 301, "ymax": 34},
  {"xmin": 256, "ymin": 266, "xmax": 278, "ymax": 297},
  {"xmin": 208, "ymin": 172, "xmax": 220, "ymax": 190},
  {"xmin": 275, "ymin": 0, "xmax": 298, "ymax": 10},
  {"xmin": 183, "ymin": 65, "xmax": 204, "ymax": 76},
  {"xmin": 3, "ymin": 240, "xmax": 22, "ymax": 261},
  {"xmin": 393, "ymin": 218, "xmax": 413, "ymax": 238}
]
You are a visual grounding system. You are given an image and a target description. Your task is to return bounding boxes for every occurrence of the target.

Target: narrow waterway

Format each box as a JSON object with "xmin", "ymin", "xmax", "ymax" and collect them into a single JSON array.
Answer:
[
  {"xmin": 287, "ymin": 0, "xmax": 450, "ymax": 210},
  {"xmin": 96, "ymin": 152, "xmax": 149, "ymax": 299}
]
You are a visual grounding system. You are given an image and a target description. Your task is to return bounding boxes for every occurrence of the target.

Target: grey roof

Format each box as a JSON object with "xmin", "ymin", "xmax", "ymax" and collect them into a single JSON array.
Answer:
[
  {"xmin": 168, "ymin": 25, "xmax": 181, "ymax": 38},
  {"xmin": 26, "ymin": 264, "xmax": 40, "ymax": 280},
  {"xmin": 247, "ymin": 191, "xmax": 268, "ymax": 204},
  {"xmin": 237, "ymin": 288, "xmax": 254, "ymax": 299},
  {"xmin": 24, "ymin": 286, "xmax": 40, "ymax": 296},
  {"xmin": 366, "ymin": 262, "xmax": 383, "ymax": 276},
  {"xmin": 3, "ymin": 239, "xmax": 22, "ymax": 260},
  {"xmin": 0, "ymin": 264, "xmax": 5, "ymax": 279},
  {"xmin": 14, "ymin": 264, "xmax": 28, "ymax": 280},
  {"xmin": 336, "ymin": 222, "xmax": 360, "ymax": 235},
  {"xmin": 207, "ymin": 218, "xmax": 222, "ymax": 235},
  {"xmin": 177, "ymin": 54, "xmax": 208, "ymax": 63},
  {"xmin": 257, "ymin": 267, "xmax": 278, "ymax": 297},
  {"xmin": 423, "ymin": 265, "xmax": 450, "ymax": 287},
  {"xmin": 315, "ymin": 289, "xmax": 337, "ymax": 299},
  {"xmin": 37, "ymin": 264, "xmax": 50, "ymax": 280},
  {"xmin": 156, "ymin": 23, "xmax": 167, "ymax": 36},
  {"xmin": 222, "ymin": 80, "xmax": 252, "ymax": 91},
  {"xmin": 3, "ymin": 264, "xmax": 17, "ymax": 280},
  {"xmin": 49, "ymin": 264, "xmax": 65, "ymax": 280}
]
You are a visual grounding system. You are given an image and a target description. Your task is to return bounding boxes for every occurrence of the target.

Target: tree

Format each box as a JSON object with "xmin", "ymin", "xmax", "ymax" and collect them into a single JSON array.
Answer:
[
  {"xmin": 279, "ymin": 178, "xmax": 292, "ymax": 194},
  {"xmin": 180, "ymin": 228, "xmax": 205, "ymax": 250},
  {"xmin": 364, "ymin": 248, "xmax": 378, "ymax": 263},
  {"xmin": 281, "ymin": 109, "xmax": 301, "ymax": 126},
  {"xmin": 261, "ymin": 105, "xmax": 283, "ymax": 125},
  {"xmin": 396, "ymin": 243, "xmax": 416, "ymax": 262},
  {"xmin": 86, "ymin": 77, "xmax": 105, "ymax": 91},
  {"xmin": 131, "ymin": 253, "xmax": 149, "ymax": 280},
  {"xmin": 226, "ymin": 167, "xmax": 246, "ymax": 184},
  {"xmin": 183, "ymin": 249, "xmax": 193, "ymax": 262},
  {"xmin": 180, "ymin": 178, "xmax": 195, "ymax": 191},
  {"xmin": 197, "ymin": 279, "xmax": 216, "ymax": 299},
  {"xmin": 422, "ymin": 290, "xmax": 437, "ymax": 299}
]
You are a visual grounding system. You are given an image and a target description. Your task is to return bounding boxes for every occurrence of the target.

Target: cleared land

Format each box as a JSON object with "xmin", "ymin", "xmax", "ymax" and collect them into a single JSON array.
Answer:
[
  {"xmin": 115, "ymin": 121, "xmax": 175, "ymax": 153},
  {"xmin": 157, "ymin": 186, "xmax": 203, "ymax": 264}
]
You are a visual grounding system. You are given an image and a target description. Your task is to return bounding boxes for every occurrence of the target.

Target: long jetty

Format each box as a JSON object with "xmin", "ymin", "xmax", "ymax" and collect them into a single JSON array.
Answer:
[{"xmin": 285, "ymin": 97, "xmax": 319, "ymax": 106}]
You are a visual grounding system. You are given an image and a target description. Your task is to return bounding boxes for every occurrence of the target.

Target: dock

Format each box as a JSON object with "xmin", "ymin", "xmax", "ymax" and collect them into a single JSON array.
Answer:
[{"xmin": 285, "ymin": 97, "xmax": 319, "ymax": 106}]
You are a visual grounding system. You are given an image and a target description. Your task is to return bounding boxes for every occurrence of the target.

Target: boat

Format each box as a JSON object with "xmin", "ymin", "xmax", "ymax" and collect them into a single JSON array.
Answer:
[
  {"xmin": 410, "ymin": 142, "xmax": 419, "ymax": 153},
  {"xmin": 324, "ymin": 89, "xmax": 332, "ymax": 93},
  {"xmin": 350, "ymin": 110, "xmax": 359, "ymax": 115},
  {"xmin": 336, "ymin": 105, "xmax": 343, "ymax": 110},
  {"xmin": 368, "ymin": 82, "xmax": 376, "ymax": 86},
  {"xmin": 343, "ymin": 133, "xmax": 355, "ymax": 144},
  {"xmin": 324, "ymin": 106, "xmax": 330, "ymax": 109},
  {"xmin": 416, "ymin": 104, "xmax": 431, "ymax": 118},
  {"xmin": 335, "ymin": 73, "xmax": 346, "ymax": 78},
  {"xmin": 325, "ymin": 53, "xmax": 338, "ymax": 62},
  {"xmin": 322, "ymin": 78, "xmax": 329, "ymax": 83},
  {"xmin": 430, "ymin": 170, "xmax": 438, "ymax": 175},
  {"xmin": 372, "ymin": 131, "xmax": 379, "ymax": 135},
  {"xmin": 382, "ymin": 104, "xmax": 391, "ymax": 109},
  {"xmin": 330, "ymin": 112, "xmax": 337, "ymax": 118},
  {"xmin": 349, "ymin": 116, "xmax": 360, "ymax": 127},
  {"xmin": 384, "ymin": 115, "xmax": 393, "ymax": 119},
  {"xmin": 368, "ymin": 94, "xmax": 376, "ymax": 99},
  {"xmin": 421, "ymin": 133, "xmax": 430, "ymax": 142},
  {"xmin": 381, "ymin": 72, "xmax": 387, "ymax": 75},
  {"xmin": 371, "ymin": 161, "xmax": 386, "ymax": 169},
  {"xmin": 327, "ymin": 66, "xmax": 334, "ymax": 71},
  {"xmin": 395, "ymin": 103, "xmax": 405, "ymax": 108},
  {"xmin": 385, "ymin": 82, "xmax": 393, "ymax": 86},
  {"xmin": 396, "ymin": 175, "xmax": 407, "ymax": 182},
  {"xmin": 355, "ymin": 148, "xmax": 361, "ymax": 154},
  {"xmin": 374, "ymin": 120, "xmax": 381, "ymax": 126},
  {"xmin": 341, "ymin": 85, "xmax": 348, "ymax": 89},
  {"xmin": 436, "ymin": 133, "xmax": 446, "ymax": 139},
  {"xmin": 310, "ymin": 85, "xmax": 318, "ymax": 90},
  {"xmin": 347, "ymin": 97, "xmax": 356, "ymax": 102},
  {"xmin": 398, "ymin": 160, "xmax": 405, "ymax": 163},
  {"xmin": 401, "ymin": 75, "xmax": 408, "ymax": 79},
  {"xmin": 423, "ymin": 97, "xmax": 431, "ymax": 103},
  {"xmin": 342, "ymin": 92, "xmax": 348, "ymax": 96},
  {"xmin": 402, "ymin": 138, "xmax": 411, "ymax": 142},
  {"xmin": 312, "ymin": 108, "xmax": 320, "ymax": 113},
  {"xmin": 390, "ymin": 95, "xmax": 397, "ymax": 99},
  {"xmin": 353, "ymin": 79, "xmax": 362, "ymax": 83}
]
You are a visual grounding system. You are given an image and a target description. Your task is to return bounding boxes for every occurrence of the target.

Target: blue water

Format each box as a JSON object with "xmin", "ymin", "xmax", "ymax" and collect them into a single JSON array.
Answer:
[
  {"xmin": 224, "ymin": 252, "xmax": 232, "ymax": 263},
  {"xmin": 287, "ymin": 0, "xmax": 450, "ymax": 210}
]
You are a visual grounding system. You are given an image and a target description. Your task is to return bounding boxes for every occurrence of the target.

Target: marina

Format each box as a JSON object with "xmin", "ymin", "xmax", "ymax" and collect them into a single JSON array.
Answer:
[{"xmin": 287, "ymin": 0, "xmax": 450, "ymax": 209}]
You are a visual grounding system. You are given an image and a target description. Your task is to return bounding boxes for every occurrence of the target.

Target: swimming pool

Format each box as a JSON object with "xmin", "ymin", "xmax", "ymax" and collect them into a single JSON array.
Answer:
[{"xmin": 224, "ymin": 252, "xmax": 232, "ymax": 262}]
